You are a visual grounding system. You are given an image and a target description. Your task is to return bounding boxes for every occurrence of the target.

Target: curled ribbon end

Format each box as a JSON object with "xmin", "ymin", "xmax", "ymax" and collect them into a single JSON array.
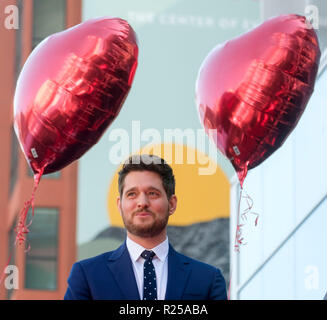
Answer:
[{"xmin": 14, "ymin": 168, "xmax": 44, "ymax": 248}]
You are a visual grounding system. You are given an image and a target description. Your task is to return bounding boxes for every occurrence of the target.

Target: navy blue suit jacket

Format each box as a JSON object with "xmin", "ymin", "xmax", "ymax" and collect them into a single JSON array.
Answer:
[{"xmin": 64, "ymin": 242, "xmax": 227, "ymax": 300}]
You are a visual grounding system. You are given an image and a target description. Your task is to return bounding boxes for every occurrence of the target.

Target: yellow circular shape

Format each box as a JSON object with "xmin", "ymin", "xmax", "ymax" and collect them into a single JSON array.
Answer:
[{"xmin": 107, "ymin": 143, "xmax": 230, "ymax": 227}]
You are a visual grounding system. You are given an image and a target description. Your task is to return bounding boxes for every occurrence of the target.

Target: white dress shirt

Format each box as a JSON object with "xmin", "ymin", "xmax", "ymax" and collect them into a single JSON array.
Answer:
[{"xmin": 126, "ymin": 236, "xmax": 169, "ymax": 300}]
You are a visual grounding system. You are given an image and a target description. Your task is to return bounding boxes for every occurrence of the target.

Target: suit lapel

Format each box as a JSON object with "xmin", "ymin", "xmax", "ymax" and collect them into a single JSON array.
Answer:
[
  {"xmin": 165, "ymin": 245, "xmax": 191, "ymax": 300},
  {"xmin": 106, "ymin": 242, "xmax": 140, "ymax": 300}
]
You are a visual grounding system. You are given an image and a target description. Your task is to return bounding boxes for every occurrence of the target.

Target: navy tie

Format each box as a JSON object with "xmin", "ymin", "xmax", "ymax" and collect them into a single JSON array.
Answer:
[{"xmin": 141, "ymin": 250, "xmax": 157, "ymax": 300}]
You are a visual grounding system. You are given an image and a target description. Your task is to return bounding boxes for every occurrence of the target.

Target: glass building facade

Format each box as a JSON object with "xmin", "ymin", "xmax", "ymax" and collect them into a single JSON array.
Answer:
[{"xmin": 230, "ymin": 46, "xmax": 327, "ymax": 300}]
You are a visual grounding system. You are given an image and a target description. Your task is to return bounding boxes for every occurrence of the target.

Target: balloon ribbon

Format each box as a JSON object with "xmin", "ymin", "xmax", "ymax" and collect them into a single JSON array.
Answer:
[{"xmin": 15, "ymin": 168, "xmax": 44, "ymax": 250}]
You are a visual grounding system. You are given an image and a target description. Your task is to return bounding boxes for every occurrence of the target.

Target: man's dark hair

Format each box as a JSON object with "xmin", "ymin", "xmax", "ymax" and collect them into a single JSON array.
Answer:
[{"xmin": 118, "ymin": 154, "xmax": 175, "ymax": 199}]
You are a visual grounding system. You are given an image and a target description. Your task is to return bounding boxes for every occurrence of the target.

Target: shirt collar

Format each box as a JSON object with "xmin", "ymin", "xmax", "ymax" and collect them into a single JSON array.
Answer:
[{"xmin": 126, "ymin": 236, "xmax": 169, "ymax": 262}]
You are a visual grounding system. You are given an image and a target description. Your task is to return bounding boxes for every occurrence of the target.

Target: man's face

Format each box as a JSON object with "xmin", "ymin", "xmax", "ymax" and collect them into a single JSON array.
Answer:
[{"xmin": 117, "ymin": 171, "xmax": 177, "ymax": 238}]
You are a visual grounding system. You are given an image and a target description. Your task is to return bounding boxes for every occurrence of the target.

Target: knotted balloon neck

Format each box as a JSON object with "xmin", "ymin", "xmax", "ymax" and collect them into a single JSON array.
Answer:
[{"xmin": 236, "ymin": 161, "xmax": 249, "ymax": 189}]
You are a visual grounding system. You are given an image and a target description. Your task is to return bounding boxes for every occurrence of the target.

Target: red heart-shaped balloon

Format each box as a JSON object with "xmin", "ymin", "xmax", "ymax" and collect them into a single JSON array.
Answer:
[
  {"xmin": 14, "ymin": 17, "xmax": 138, "ymax": 175},
  {"xmin": 196, "ymin": 15, "xmax": 320, "ymax": 186}
]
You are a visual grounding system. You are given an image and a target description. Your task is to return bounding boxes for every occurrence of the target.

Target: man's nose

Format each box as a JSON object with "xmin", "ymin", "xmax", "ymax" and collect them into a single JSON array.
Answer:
[{"xmin": 137, "ymin": 193, "xmax": 149, "ymax": 208}]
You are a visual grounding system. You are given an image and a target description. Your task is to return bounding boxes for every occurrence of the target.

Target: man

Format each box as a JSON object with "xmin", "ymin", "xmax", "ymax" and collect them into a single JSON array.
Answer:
[{"xmin": 64, "ymin": 154, "xmax": 227, "ymax": 300}]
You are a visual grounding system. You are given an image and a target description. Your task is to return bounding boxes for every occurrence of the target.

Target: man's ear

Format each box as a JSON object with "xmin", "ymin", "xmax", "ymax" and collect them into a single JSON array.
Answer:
[{"xmin": 168, "ymin": 195, "xmax": 177, "ymax": 216}]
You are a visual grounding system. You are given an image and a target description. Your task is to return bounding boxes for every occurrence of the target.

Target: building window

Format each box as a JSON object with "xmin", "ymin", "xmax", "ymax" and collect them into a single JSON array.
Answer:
[
  {"xmin": 32, "ymin": 0, "xmax": 66, "ymax": 49},
  {"xmin": 28, "ymin": 0, "xmax": 66, "ymax": 178},
  {"xmin": 25, "ymin": 208, "xmax": 59, "ymax": 291},
  {"xmin": 28, "ymin": 0, "xmax": 66, "ymax": 180},
  {"xmin": 10, "ymin": 127, "xmax": 19, "ymax": 196}
]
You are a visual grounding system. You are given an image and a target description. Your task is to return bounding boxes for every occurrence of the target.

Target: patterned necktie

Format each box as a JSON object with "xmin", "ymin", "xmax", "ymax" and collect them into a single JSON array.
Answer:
[{"xmin": 141, "ymin": 250, "xmax": 157, "ymax": 300}]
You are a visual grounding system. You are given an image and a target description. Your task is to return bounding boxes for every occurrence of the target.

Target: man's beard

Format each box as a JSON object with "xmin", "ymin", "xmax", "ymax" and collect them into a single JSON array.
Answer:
[{"xmin": 121, "ymin": 209, "xmax": 169, "ymax": 238}]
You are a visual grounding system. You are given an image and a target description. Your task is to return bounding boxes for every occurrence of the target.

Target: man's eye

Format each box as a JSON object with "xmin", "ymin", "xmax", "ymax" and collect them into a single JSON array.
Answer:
[
  {"xmin": 126, "ymin": 192, "xmax": 136, "ymax": 197},
  {"xmin": 148, "ymin": 191, "xmax": 159, "ymax": 197}
]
